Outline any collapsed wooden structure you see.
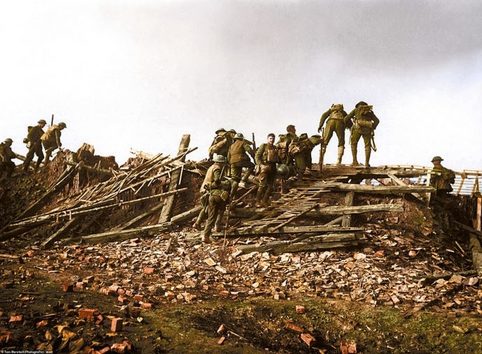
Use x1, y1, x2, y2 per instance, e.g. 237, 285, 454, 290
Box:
1, 136, 481, 276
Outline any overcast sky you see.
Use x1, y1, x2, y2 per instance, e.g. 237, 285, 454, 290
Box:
1, 0, 481, 170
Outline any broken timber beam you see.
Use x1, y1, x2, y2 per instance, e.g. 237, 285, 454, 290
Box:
342, 191, 355, 227
387, 173, 425, 202
331, 184, 435, 194
159, 134, 191, 223
236, 232, 364, 254
215, 226, 362, 238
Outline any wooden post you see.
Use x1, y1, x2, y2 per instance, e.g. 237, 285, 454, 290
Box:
159, 135, 190, 222
342, 192, 355, 227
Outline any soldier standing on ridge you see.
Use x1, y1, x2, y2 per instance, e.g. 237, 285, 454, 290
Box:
345, 101, 379, 167
430, 156, 456, 197
41, 122, 67, 165
23, 119, 47, 173
318, 103, 348, 166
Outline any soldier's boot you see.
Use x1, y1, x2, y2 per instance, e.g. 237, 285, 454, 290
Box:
193, 208, 206, 230
256, 186, 266, 207
364, 147, 371, 168
336, 146, 344, 165
351, 146, 359, 166
201, 232, 211, 244
262, 185, 273, 206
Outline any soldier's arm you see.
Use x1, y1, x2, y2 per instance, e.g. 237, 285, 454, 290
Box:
344, 109, 355, 125
255, 144, 264, 165
245, 144, 255, 160
55, 130, 62, 147
371, 112, 380, 130
318, 110, 331, 131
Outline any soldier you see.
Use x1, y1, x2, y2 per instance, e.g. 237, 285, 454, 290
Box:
345, 101, 379, 167
0, 138, 19, 179
41, 121, 67, 165
23, 119, 47, 173
208, 128, 234, 159
200, 154, 230, 243
227, 133, 255, 196
289, 133, 309, 179
276, 134, 290, 165
318, 103, 348, 165
255, 133, 279, 207
430, 156, 455, 196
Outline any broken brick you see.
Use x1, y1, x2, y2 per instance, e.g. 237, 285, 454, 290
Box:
140, 302, 152, 309
285, 322, 304, 333
295, 305, 305, 314
78, 308, 97, 321
111, 317, 123, 333
36, 320, 48, 328
143, 267, 155, 275
117, 295, 128, 304
217, 336, 226, 345
9, 315, 23, 323
217, 324, 226, 334
300, 333, 316, 347
133, 294, 143, 302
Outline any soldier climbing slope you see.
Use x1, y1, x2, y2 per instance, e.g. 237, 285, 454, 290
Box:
345, 101, 379, 167
23, 119, 47, 173
199, 154, 231, 243
41, 122, 67, 165
0, 138, 19, 180
255, 133, 279, 207
227, 133, 254, 196
318, 103, 348, 166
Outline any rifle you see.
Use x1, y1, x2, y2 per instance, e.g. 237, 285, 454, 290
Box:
252, 133, 257, 152
50, 114, 54, 126
371, 131, 377, 152
318, 127, 325, 172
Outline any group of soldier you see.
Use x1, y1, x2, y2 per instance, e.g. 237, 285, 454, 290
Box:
195, 100, 382, 242
0, 119, 67, 180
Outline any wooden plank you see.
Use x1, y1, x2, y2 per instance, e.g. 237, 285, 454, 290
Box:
41, 218, 79, 248
342, 191, 355, 227
332, 184, 434, 194
387, 173, 425, 201
159, 134, 191, 222
214, 225, 362, 237
270, 204, 322, 232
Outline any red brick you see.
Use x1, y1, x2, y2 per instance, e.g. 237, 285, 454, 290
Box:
140, 302, 152, 309
285, 322, 304, 333
96, 314, 104, 325
143, 267, 155, 275
108, 285, 120, 295
75, 281, 84, 290
217, 336, 226, 345
300, 333, 316, 347
9, 315, 23, 323
295, 305, 305, 314
117, 288, 126, 295
111, 317, 123, 333
98, 347, 110, 354
78, 308, 97, 321
36, 319, 48, 328
117, 295, 128, 304
111, 342, 127, 353
133, 294, 143, 302
217, 324, 226, 334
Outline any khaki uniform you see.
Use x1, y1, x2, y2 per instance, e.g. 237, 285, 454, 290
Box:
199, 163, 230, 241
255, 143, 279, 205
319, 106, 347, 164
288, 134, 312, 179
23, 125, 45, 172
208, 132, 233, 158
276, 135, 290, 165
0, 143, 17, 178
227, 139, 254, 196
41, 125, 63, 164
430, 166, 455, 196
345, 106, 379, 166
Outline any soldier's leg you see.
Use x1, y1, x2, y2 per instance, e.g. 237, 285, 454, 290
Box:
230, 165, 241, 197
262, 171, 276, 205
34, 144, 44, 172
23, 145, 36, 172
350, 129, 362, 166
202, 195, 219, 243
6, 161, 15, 178
214, 203, 226, 232
44, 147, 55, 165
295, 154, 306, 180
362, 133, 372, 167
193, 193, 208, 230
256, 171, 268, 207
319, 122, 335, 168
240, 164, 254, 187
334, 121, 345, 165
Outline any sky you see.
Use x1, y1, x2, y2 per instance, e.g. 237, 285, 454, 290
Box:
1, 0, 481, 170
